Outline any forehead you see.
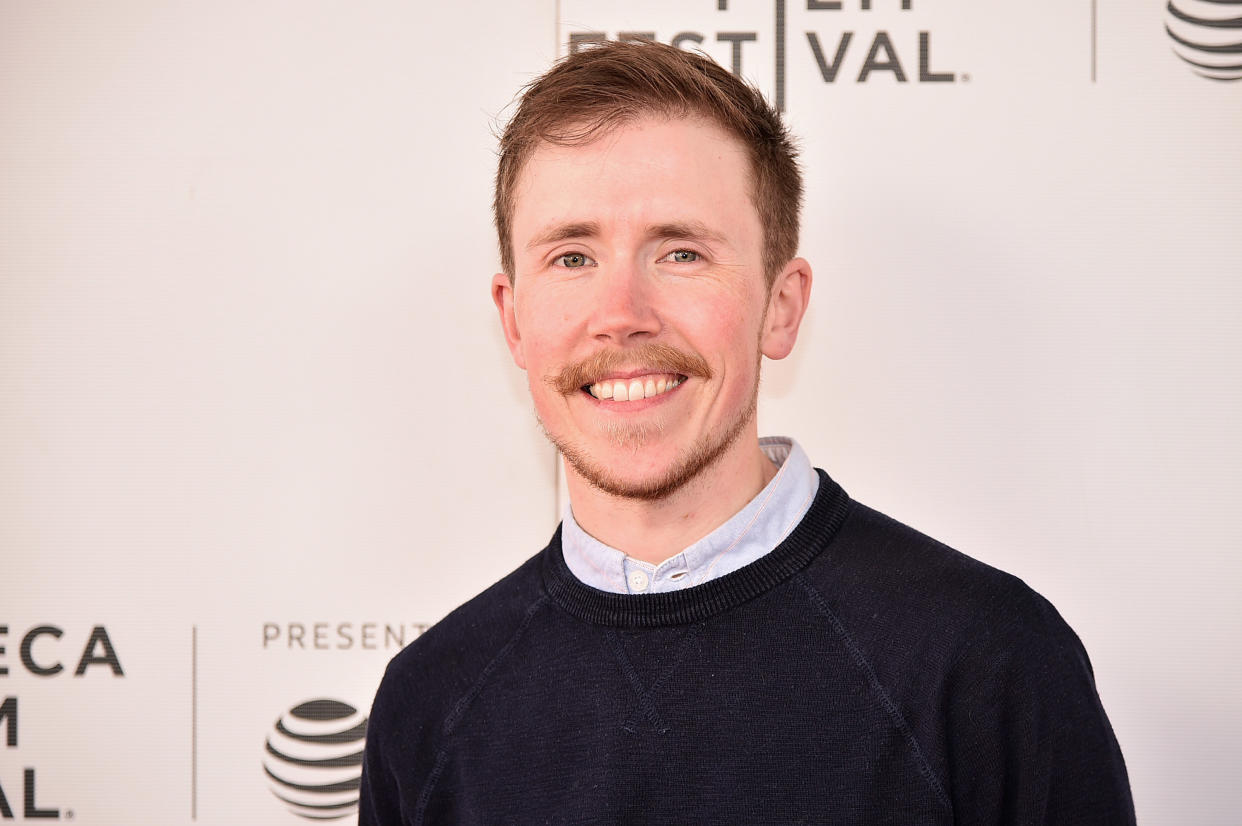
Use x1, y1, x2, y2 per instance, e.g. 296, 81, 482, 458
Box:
510, 116, 760, 248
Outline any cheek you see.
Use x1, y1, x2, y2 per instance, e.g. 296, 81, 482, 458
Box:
679, 293, 766, 358
517, 279, 585, 326
515, 293, 571, 361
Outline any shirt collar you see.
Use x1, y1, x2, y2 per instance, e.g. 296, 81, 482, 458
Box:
560, 437, 820, 594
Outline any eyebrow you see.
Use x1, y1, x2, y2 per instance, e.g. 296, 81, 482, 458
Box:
525, 220, 727, 250
526, 222, 601, 251
648, 221, 727, 246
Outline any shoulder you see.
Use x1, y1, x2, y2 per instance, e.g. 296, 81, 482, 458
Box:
801, 498, 1088, 690
802, 499, 1133, 820
359, 544, 558, 822
365, 548, 550, 763
816, 501, 1043, 614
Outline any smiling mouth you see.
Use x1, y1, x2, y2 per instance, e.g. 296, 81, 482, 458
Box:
584, 373, 685, 402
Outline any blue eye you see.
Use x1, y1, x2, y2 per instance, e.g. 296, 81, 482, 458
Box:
558, 253, 592, 268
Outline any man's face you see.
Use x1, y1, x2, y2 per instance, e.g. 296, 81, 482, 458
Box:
494, 115, 785, 500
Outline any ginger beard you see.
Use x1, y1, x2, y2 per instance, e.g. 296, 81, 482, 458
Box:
538, 338, 764, 502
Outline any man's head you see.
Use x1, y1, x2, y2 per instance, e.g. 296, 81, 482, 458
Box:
494, 40, 803, 285
491, 42, 812, 504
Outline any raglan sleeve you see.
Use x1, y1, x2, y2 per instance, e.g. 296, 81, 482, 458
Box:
358, 658, 424, 826
943, 589, 1136, 825
358, 720, 400, 825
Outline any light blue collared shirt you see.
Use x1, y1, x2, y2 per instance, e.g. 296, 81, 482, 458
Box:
561, 437, 820, 594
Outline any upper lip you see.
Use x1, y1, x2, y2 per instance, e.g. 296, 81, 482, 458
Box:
583, 369, 686, 384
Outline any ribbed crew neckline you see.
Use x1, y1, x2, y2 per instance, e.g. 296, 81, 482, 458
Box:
542, 469, 853, 628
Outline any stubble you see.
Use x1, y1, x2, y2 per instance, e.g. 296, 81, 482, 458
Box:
538, 342, 762, 501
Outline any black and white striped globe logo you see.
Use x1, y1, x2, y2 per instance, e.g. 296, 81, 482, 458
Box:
1165, 0, 1242, 81
263, 698, 367, 821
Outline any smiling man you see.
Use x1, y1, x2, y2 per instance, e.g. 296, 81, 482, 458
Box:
360, 42, 1134, 825
495, 112, 810, 564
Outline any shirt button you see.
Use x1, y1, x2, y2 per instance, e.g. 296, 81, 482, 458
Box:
628, 570, 650, 592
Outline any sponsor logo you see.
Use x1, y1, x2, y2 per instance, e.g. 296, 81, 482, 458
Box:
263, 698, 367, 822
1165, 0, 1242, 81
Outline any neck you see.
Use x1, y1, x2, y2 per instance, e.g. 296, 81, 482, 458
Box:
564, 431, 778, 565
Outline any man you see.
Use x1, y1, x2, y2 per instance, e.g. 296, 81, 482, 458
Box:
361, 41, 1134, 824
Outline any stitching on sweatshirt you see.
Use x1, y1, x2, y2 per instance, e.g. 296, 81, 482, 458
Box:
415, 594, 550, 824
794, 573, 952, 812
607, 625, 702, 735
606, 630, 669, 734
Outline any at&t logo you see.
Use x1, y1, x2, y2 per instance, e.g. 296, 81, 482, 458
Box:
1165, 0, 1242, 81
262, 699, 367, 821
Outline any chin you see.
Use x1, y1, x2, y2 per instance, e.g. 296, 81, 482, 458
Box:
570, 459, 700, 502
553, 420, 751, 503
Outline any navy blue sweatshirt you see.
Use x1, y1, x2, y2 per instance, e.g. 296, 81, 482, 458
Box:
360, 471, 1134, 824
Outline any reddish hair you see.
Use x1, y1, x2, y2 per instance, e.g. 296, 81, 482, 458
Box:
494, 40, 802, 285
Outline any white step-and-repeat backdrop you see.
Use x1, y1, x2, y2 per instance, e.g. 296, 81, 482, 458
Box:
3, 1, 1239, 823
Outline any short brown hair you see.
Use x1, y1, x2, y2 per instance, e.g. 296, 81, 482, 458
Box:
494, 40, 802, 285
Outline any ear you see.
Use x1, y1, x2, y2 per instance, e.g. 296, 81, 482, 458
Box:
491, 272, 527, 370
760, 257, 812, 360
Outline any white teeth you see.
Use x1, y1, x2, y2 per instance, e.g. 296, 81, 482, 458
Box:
588, 374, 684, 403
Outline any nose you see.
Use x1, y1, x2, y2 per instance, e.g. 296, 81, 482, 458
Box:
586, 261, 661, 344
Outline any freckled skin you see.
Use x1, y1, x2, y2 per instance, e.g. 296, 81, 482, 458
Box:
492, 116, 811, 562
